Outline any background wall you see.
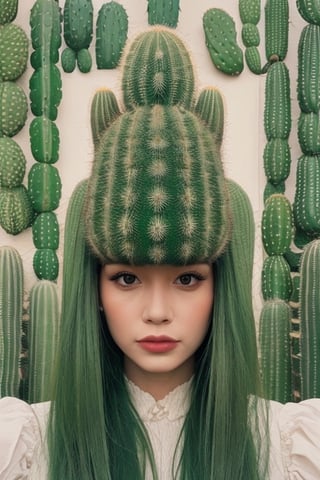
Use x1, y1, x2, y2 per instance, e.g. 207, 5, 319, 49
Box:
0, 0, 306, 319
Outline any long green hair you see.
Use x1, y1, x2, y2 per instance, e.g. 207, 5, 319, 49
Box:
47, 179, 269, 479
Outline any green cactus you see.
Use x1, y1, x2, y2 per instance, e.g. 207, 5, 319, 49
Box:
203, 8, 244, 76
0, 246, 23, 398
259, 299, 292, 402
0, 137, 26, 188
241, 23, 260, 47
33, 248, 59, 281
298, 111, 320, 155
32, 211, 59, 250
28, 163, 62, 213
293, 155, 320, 235
194, 87, 224, 149
0, 23, 28, 81
264, 180, 285, 203
239, 0, 261, 24
95, 1, 128, 69
265, 0, 289, 62
122, 28, 195, 110
300, 239, 320, 398
245, 46, 262, 74
261, 254, 292, 301
262, 194, 293, 256
27, 280, 60, 403
90, 88, 121, 150
0, 0, 18, 25
297, 24, 320, 114
30, 0, 61, 60
296, 0, 320, 25
263, 138, 291, 185
29, 116, 60, 164
62, 0, 93, 73
0, 186, 34, 235
0, 81, 28, 137
29, 64, 62, 121
264, 61, 291, 141
147, 0, 180, 28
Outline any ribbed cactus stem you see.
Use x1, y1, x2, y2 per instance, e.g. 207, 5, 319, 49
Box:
261, 254, 292, 301
194, 87, 224, 148
90, 88, 121, 150
0, 245, 23, 397
262, 194, 293, 256
122, 28, 195, 110
147, 0, 180, 28
259, 299, 292, 402
27, 280, 60, 403
264, 0, 289, 62
300, 239, 320, 398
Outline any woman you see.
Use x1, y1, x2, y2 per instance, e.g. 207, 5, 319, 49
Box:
1, 28, 320, 479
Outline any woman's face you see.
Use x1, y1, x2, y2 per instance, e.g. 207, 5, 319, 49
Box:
100, 263, 213, 391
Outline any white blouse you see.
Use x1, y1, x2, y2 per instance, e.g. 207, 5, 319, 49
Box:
1, 383, 320, 479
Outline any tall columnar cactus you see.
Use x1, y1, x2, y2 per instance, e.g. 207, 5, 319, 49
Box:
121, 27, 195, 110
259, 299, 292, 402
90, 88, 121, 150
0, 246, 23, 398
27, 280, 60, 403
299, 239, 320, 398
95, 1, 128, 70
203, 8, 244, 76
28, 0, 62, 281
62, 0, 94, 73
239, 0, 262, 74
264, 0, 289, 62
147, 0, 180, 28
194, 87, 224, 149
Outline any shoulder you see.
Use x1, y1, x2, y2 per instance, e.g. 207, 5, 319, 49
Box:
268, 398, 320, 479
0, 396, 50, 478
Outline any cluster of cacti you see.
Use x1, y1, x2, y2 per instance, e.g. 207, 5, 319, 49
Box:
86, 27, 229, 266
61, 0, 93, 73
0, 245, 23, 398
29, 0, 62, 281
147, 0, 180, 28
293, 2, 320, 400
239, 0, 262, 74
95, 1, 128, 69
259, 0, 294, 403
27, 280, 60, 403
203, 8, 244, 76
0, 0, 34, 235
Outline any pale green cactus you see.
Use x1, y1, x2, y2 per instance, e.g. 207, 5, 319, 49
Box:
90, 88, 121, 150
0, 245, 23, 398
194, 87, 224, 148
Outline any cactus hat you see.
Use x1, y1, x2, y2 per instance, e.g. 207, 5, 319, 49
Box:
84, 27, 231, 266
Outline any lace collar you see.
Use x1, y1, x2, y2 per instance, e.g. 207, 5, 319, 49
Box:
126, 377, 193, 422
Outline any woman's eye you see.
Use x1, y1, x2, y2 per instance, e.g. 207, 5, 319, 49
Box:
176, 273, 202, 286
110, 272, 139, 286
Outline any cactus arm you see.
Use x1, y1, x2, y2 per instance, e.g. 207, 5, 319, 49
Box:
265, 0, 289, 62
147, 0, 180, 28
194, 87, 224, 149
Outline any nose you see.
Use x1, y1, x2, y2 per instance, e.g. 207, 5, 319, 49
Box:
142, 285, 173, 324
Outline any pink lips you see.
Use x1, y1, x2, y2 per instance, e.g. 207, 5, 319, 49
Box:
137, 335, 179, 353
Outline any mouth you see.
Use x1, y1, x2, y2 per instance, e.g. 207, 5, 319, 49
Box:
137, 336, 179, 353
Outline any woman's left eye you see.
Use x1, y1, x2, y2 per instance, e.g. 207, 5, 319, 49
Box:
176, 273, 204, 286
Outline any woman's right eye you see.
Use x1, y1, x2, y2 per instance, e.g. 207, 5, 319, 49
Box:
110, 272, 139, 286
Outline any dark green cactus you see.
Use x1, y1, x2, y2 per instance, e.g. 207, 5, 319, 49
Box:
90, 88, 121, 150
0, 245, 23, 398
239, 0, 261, 24
293, 155, 320, 235
122, 28, 195, 110
0, 0, 18, 25
261, 254, 292, 301
0, 137, 26, 188
263, 138, 291, 185
0, 81, 28, 137
0, 186, 34, 235
30, 0, 61, 58
95, 1, 128, 69
27, 280, 60, 403
264, 180, 285, 203
32, 211, 59, 250
29, 116, 60, 164
298, 111, 320, 155
29, 64, 62, 121
61, 47, 76, 73
28, 163, 62, 213
77, 47, 92, 73
296, 0, 320, 25
203, 8, 244, 76
300, 239, 320, 398
194, 87, 224, 148
33, 248, 59, 280
262, 194, 293, 256
264, 61, 291, 141
265, 0, 289, 62
241, 23, 260, 47
297, 24, 320, 114
147, 0, 180, 28
239, 0, 262, 74
259, 299, 292, 402
245, 46, 262, 74
0, 23, 28, 81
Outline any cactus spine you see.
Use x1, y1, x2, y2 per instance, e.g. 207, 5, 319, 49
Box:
29, 0, 62, 281
27, 280, 60, 403
0, 246, 23, 397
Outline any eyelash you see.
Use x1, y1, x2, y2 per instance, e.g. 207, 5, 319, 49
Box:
109, 271, 206, 286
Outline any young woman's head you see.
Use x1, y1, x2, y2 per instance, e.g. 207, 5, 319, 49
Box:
48, 28, 267, 480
